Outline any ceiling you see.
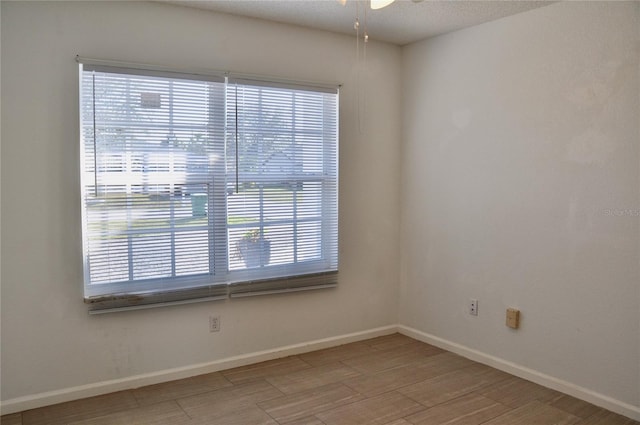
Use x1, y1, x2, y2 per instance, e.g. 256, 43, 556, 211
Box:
160, 0, 553, 46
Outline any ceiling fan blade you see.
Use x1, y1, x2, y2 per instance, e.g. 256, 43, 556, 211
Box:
371, 0, 395, 9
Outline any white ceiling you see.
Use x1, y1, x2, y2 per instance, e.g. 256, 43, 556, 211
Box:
160, 0, 554, 45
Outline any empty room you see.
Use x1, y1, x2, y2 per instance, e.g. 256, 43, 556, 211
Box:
1, 0, 639, 424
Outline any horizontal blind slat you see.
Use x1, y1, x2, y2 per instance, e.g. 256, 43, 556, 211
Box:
80, 62, 338, 312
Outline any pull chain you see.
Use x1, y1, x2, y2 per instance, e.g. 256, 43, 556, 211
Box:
354, 0, 370, 134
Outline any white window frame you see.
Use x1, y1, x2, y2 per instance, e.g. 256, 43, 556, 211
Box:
78, 59, 339, 313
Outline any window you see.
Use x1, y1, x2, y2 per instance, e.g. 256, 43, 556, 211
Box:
79, 62, 338, 312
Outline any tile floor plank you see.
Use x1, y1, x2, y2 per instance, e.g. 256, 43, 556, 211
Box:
187, 405, 278, 425
481, 400, 581, 425
65, 400, 189, 425
21, 391, 139, 425
279, 417, 326, 425
477, 375, 562, 408
549, 395, 605, 419
258, 383, 363, 424
0, 414, 22, 425
405, 393, 510, 425
298, 342, 373, 367
221, 356, 312, 384
576, 410, 640, 425
266, 362, 361, 395
398, 364, 510, 407
177, 379, 283, 421
343, 352, 475, 397
316, 391, 425, 425
132, 372, 232, 406
341, 342, 443, 374
361, 333, 418, 351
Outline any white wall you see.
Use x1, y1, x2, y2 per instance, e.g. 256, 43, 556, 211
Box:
3, 0, 639, 416
0, 1, 402, 403
401, 0, 639, 410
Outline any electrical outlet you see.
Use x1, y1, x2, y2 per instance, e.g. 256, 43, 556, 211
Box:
209, 315, 220, 332
469, 299, 478, 316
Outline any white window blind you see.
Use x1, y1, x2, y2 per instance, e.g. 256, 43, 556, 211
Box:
79, 62, 338, 312
226, 79, 339, 296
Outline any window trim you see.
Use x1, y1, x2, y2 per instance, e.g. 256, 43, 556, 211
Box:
78, 58, 339, 313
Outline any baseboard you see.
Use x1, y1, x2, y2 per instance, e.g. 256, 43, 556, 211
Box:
398, 325, 640, 421
5, 324, 638, 420
0, 325, 396, 415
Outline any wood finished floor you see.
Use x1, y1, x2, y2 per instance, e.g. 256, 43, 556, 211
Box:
2, 333, 638, 425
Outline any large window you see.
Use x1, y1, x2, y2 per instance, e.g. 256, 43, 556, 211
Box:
79, 62, 338, 312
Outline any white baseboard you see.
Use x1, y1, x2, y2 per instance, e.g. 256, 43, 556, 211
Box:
398, 325, 640, 422
4, 324, 639, 421
0, 325, 396, 415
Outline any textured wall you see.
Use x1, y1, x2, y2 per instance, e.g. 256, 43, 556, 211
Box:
0, 1, 402, 401
401, 1, 639, 408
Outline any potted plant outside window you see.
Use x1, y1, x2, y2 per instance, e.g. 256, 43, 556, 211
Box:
236, 229, 271, 268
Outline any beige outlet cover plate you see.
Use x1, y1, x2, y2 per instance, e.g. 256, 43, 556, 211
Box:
506, 308, 520, 329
